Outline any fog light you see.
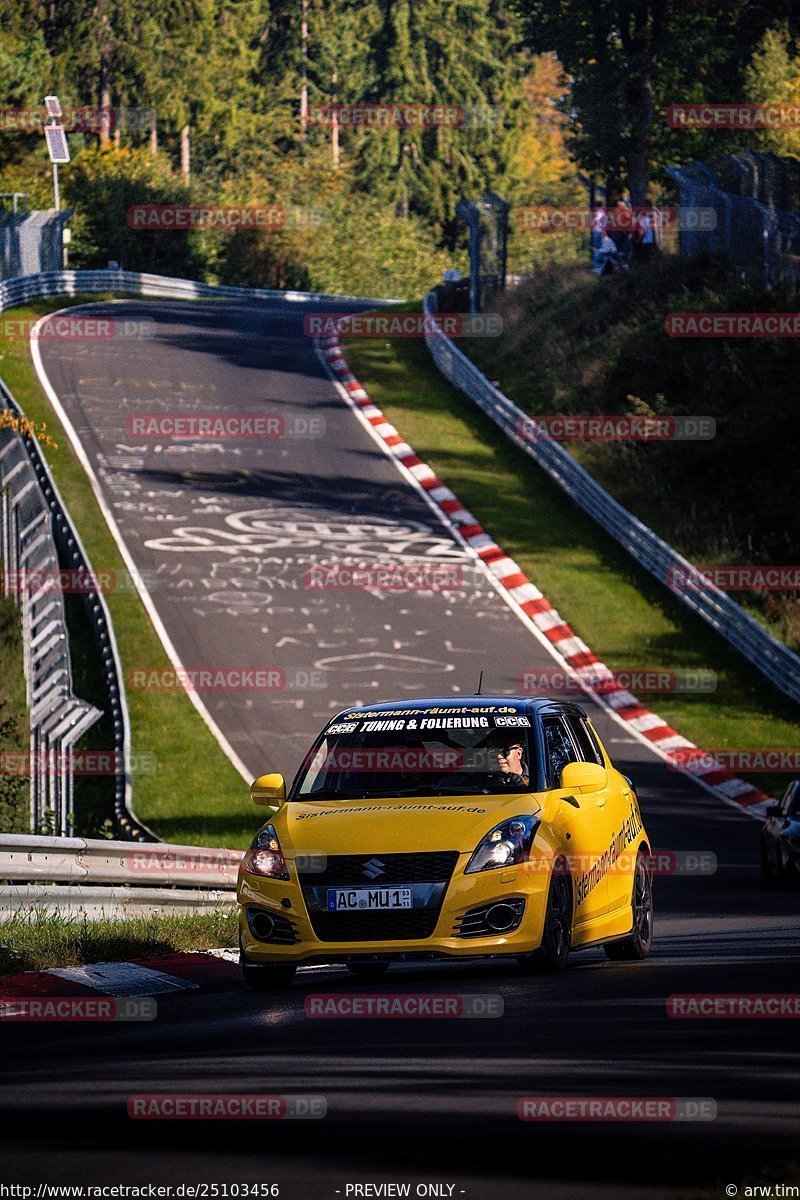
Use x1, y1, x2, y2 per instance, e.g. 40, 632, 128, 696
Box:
250, 910, 276, 940
485, 902, 518, 933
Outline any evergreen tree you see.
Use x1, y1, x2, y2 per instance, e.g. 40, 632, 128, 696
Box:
745, 24, 800, 157
354, 0, 525, 244
516, 0, 800, 204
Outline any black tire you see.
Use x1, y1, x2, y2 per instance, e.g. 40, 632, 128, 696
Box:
240, 951, 296, 991
519, 862, 572, 973
760, 839, 776, 884
604, 849, 654, 962
775, 845, 792, 889
347, 962, 390, 980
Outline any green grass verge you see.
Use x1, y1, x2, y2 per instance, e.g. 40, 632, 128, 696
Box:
0, 297, 255, 847
464, 256, 800, 652
0, 594, 30, 832
0, 907, 237, 976
343, 322, 800, 801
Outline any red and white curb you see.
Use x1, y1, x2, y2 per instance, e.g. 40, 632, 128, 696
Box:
0, 949, 241, 1000
318, 332, 770, 820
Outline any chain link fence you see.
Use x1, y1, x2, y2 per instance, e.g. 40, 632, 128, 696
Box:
0, 209, 73, 279
667, 150, 800, 288
455, 194, 509, 312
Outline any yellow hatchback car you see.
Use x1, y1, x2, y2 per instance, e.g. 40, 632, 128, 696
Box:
237, 696, 653, 988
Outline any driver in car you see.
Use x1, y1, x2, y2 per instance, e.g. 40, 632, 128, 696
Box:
493, 740, 530, 789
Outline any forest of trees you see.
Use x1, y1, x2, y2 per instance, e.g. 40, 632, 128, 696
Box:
1, 1, 799, 295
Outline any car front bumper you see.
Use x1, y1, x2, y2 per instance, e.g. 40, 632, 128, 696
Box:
237, 853, 551, 964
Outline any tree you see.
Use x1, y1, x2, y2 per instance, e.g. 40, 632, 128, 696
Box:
508, 52, 580, 203
745, 24, 800, 156
516, 0, 800, 205
0, 8, 54, 171
353, 0, 525, 244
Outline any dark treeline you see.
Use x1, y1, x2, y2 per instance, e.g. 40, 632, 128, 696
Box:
1, 1, 798, 294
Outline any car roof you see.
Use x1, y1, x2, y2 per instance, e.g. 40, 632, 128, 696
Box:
333, 695, 588, 720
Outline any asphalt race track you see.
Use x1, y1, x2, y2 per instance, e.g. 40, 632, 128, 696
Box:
3, 297, 798, 1195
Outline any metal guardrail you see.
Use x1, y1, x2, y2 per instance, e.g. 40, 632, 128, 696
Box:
0, 376, 155, 842
423, 289, 800, 707
0, 426, 101, 836
0, 884, 236, 919
0, 833, 240, 919
0, 268, 392, 311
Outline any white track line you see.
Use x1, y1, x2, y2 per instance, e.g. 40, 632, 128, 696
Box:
30, 306, 252, 783
315, 338, 766, 823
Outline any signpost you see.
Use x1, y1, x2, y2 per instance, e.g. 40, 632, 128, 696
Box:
43, 95, 70, 265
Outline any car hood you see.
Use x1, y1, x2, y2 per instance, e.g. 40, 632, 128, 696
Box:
273, 793, 544, 857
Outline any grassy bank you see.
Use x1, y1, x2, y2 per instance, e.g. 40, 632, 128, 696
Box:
0, 297, 254, 847
344, 324, 800, 801
463, 255, 800, 650
0, 908, 237, 976
0, 595, 29, 832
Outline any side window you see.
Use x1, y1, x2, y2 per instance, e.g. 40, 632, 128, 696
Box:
565, 716, 604, 766
781, 782, 797, 815
787, 783, 800, 818
542, 717, 579, 787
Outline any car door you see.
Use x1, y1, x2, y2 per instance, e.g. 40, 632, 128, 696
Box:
541, 714, 612, 926
767, 782, 798, 874
564, 712, 636, 915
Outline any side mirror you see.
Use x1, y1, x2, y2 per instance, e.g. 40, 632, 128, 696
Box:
765, 803, 783, 818
250, 773, 286, 808
560, 761, 607, 793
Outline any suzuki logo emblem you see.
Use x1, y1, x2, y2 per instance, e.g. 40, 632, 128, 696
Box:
362, 857, 386, 879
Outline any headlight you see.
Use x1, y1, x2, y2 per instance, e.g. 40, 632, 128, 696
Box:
465, 815, 540, 874
241, 824, 290, 880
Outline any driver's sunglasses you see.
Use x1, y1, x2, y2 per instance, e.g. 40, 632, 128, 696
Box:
496, 744, 523, 758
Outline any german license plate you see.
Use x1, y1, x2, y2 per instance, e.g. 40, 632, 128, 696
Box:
327, 886, 413, 911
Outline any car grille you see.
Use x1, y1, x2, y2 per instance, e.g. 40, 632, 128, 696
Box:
306, 909, 442, 942
298, 851, 460, 887
298, 851, 459, 942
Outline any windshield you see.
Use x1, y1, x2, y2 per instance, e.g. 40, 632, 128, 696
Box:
292, 711, 537, 800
